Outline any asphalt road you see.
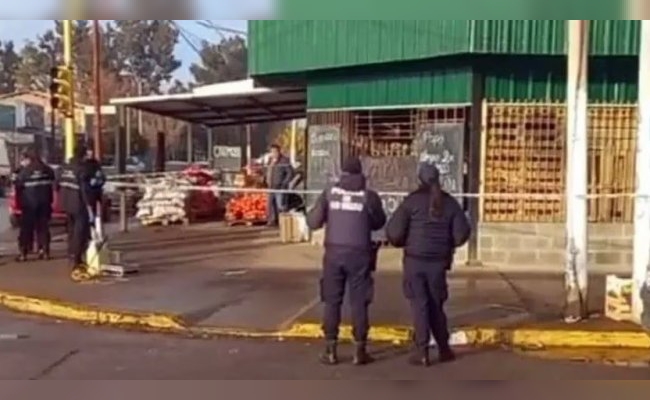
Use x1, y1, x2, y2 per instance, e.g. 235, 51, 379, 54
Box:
0, 311, 647, 380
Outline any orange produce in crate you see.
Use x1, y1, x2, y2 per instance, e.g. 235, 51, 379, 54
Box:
225, 193, 268, 222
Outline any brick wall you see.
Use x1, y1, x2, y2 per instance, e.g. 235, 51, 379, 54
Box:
311, 223, 632, 273
471, 223, 632, 271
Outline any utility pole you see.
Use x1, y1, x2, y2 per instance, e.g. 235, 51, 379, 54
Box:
92, 20, 102, 160
564, 20, 590, 323
632, 20, 650, 325
62, 20, 75, 161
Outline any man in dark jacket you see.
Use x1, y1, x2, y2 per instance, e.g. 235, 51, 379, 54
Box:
385, 162, 471, 366
56, 146, 94, 282
266, 144, 294, 226
306, 156, 386, 366
83, 148, 106, 217
14, 150, 55, 261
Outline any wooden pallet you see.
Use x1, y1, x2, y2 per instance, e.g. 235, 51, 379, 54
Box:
141, 217, 190, 227
226, 219, 267, 227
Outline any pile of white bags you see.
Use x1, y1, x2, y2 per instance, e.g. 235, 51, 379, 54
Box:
135, 176, 191, 226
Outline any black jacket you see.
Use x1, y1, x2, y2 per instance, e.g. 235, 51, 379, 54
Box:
266, 155, 294, 189
56, 157, 92, 215
306, 173, 386, 251
15, 162, 55, 210
84, 157, 106, 206
385, 187, 471, 267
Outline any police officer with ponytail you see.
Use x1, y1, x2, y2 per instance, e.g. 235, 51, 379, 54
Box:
385, 162, 470, 367
307, 156, 386, 366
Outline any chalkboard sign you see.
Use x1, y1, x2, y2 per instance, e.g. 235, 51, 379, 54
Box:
415, 122, 465, 193
361, 156, 417, 214
212, 145, 243, 171
361, 156, 418, 241
307, 124, 342, 193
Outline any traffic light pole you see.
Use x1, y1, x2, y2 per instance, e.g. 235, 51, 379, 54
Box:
63, 20, 75, 161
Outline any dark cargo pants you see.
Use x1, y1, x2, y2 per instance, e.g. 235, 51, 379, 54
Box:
402, 258, 450, 350
320, 248, 374, 343
18, 205, 51, 255
66, 211, 90, 266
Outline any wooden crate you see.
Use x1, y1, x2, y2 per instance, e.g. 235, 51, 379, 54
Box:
481, 102, 637, 223
605, 275, 633, 322
279, 212, 310, 243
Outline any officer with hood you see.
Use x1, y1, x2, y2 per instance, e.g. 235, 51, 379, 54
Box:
306, 156, 386, 366
56, 145, 94, 282
385, 162, 471, 367
14, 149, 55, 261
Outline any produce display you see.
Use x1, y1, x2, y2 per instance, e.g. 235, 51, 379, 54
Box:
224, 167, 268, 224
225, 193, 268, 223
135, 166, 220, 226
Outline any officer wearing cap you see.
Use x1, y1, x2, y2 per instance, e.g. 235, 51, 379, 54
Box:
14, 149, 55, 261
306, 156, 386, 366
385, 162, 471, 367
56, 145, 94, 282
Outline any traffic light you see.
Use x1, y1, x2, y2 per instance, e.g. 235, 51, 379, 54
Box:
49, 65, 74, 118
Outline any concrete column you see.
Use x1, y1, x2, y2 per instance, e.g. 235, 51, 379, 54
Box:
564, 20, 590, 323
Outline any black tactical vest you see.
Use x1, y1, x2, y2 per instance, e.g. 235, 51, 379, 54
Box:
324, 185, 371, 250
59, 163, 83, 214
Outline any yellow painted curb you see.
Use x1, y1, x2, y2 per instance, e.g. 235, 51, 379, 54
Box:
0, 290, 186, 332
280, 323, 650, 349
1, 289, 649, 349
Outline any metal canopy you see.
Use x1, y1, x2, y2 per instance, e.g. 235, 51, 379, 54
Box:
109, 79, 306, 127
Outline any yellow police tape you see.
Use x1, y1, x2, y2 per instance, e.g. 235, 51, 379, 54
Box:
1, 289, 649, 349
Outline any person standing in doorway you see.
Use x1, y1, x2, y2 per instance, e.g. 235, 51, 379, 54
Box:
14, 149, 55, 261
265, 144, 293, 227
385, 162, 470, 367
306, 156, 387, 366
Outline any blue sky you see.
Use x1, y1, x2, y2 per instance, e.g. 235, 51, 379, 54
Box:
0, 9, 254, 81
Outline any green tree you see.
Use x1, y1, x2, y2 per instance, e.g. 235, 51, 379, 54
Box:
12, 21, 94, 97
189, 36, 247, 86
0, 41, 20, 94
112, 20, 181, 95
14, 41, 51, 91
167, 79, 189, 94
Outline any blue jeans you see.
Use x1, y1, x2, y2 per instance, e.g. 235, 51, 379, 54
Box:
267, 192, 286, 225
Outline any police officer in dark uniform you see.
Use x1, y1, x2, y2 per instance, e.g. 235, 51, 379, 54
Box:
83, 148, 106, 218
14, 150, 55, 261
306, 156, 386, 366
385, 163, 470, 367
56, 146, 93, 281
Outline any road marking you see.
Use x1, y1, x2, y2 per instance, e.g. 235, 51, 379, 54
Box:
276, 295, 320, 331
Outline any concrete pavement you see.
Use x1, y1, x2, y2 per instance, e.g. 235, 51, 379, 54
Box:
0, 223, 648, 350
0, 311, 647, 380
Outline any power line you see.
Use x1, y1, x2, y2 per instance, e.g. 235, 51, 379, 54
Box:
170, 20, 203, 59
197, 20, 247, 37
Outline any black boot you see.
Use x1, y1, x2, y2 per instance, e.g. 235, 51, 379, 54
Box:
14, 252, 27, 262
352, 342, 374, 366
438, 345, 456, 363
408, 347, 430, 367
37, 249, 50, 261
319, 342, 338, 366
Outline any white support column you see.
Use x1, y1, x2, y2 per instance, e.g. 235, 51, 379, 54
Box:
565, 20, 590, 323
632, 20, 650, 324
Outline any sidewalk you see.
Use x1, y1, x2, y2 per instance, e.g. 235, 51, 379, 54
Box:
0, 223, 648, 349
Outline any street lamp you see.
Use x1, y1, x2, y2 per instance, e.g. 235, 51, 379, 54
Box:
119, 71, 143, 157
